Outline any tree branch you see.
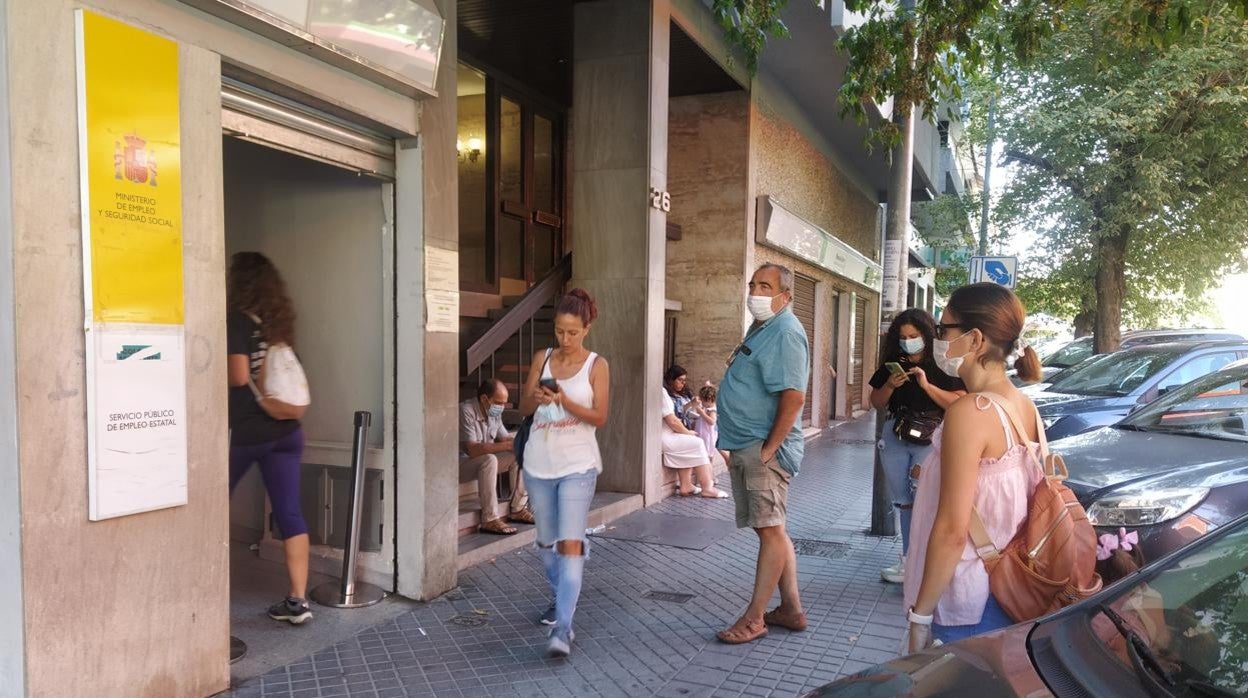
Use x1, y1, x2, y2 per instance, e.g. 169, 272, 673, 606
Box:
1003, 149, 1087, 199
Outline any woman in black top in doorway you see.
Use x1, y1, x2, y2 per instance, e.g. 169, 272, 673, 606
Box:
868, 308, 966, 584
227, 252, 313, 625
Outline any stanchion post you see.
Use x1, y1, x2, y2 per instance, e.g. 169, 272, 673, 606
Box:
310, 411, 386, 609
868, 408, 897, 537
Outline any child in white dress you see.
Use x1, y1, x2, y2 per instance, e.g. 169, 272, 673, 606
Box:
692, 383, 729, 466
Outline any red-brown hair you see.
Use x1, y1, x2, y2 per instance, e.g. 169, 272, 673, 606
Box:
946, 283, 1042, 382
555, 288, 598, 327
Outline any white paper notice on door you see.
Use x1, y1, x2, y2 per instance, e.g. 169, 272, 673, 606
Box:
88, 324, 188, 520
426, 290, 459, 333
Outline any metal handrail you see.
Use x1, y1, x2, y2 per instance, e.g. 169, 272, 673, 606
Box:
464, 253, 572, 376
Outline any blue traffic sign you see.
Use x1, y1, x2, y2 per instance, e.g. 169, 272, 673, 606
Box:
968, 256, 1018, 289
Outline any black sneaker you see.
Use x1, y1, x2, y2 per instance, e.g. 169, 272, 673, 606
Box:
539, 604, 557, 626
267, 597, 312, 625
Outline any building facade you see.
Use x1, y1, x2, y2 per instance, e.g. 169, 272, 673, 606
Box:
0, 0, 966, 694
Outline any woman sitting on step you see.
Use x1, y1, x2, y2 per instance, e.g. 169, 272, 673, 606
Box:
661, 365, 728, 499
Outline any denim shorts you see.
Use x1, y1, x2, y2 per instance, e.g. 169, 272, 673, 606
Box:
932, 595, 1013, 643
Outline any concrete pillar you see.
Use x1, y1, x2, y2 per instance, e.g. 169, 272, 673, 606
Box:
0, 7, 25, 691
396, 0, 460, 601
571, 0, 670, 501
3, 5, 231, 692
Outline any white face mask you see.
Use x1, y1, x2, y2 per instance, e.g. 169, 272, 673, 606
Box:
900, 337, 925, 355
933, 332, 973, 378
747, 294, 777, 322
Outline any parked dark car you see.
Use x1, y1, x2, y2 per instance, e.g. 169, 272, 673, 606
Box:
1015, 331, 1245, 388
805, 511, 1248, 697
1061, 359, 1248, 564
1013, 335, 1094, 386
1033, 340, 1248, 440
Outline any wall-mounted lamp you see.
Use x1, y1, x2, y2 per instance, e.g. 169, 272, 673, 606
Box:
457, 136, 482, 163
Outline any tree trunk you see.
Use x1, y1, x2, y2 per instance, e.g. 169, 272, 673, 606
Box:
1073, 292, 1095, 337
1073, 310, 1094, 338
1093, 227, 1129, 353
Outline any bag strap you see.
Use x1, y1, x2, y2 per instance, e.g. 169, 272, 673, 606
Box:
968, 509, 1002, 565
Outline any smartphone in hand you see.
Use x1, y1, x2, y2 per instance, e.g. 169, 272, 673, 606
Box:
885, 362, 908, 381
539, 377, 561, 393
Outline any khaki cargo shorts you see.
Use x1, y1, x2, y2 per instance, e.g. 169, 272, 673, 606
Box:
727, 442, 791, 529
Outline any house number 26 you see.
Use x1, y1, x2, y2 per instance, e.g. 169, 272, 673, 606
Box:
650, 188, 671, 212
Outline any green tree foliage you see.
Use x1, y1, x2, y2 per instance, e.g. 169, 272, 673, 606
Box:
991, 3, 1248, 349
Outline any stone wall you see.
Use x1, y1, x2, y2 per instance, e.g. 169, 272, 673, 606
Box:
665, 91, 751, 390
748, 94, 882, 420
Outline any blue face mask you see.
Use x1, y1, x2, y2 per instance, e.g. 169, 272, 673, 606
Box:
900, 337, 925, 355
488, 404, 504, 418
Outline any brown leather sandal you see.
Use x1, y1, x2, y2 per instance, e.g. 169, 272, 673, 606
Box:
479, 518, 518, 535
716, 618, 768, 644
507, 507, 536, 525
763, 607, 808, 632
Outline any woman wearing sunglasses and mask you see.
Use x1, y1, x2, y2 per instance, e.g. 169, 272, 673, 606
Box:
901, 283, 1044, 651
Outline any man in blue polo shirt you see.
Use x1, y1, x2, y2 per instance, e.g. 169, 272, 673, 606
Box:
716, 263, 810, 645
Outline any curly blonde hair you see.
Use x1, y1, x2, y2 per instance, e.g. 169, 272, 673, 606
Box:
227, 252, 296, 347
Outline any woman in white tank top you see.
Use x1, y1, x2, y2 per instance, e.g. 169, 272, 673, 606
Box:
519, 289, 610, 658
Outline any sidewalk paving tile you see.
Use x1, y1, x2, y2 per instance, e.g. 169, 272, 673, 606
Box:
227, 415, 906, 697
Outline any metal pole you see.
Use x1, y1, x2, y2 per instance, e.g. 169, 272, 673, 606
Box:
873, 0, 916, 536
310, 411, 386, 608
978, 91, 997, 256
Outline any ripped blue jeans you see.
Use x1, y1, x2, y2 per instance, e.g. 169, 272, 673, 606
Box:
523, 468, 598, 634
879, 419, 933, 555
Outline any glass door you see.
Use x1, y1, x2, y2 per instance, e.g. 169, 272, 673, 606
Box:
457, 63, 565, 294
495, 90, 564, 288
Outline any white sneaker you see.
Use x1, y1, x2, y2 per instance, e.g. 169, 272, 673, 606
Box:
880, 557, 905, 584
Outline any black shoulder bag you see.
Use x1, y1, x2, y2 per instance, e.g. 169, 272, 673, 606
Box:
892, 407, 943, 446
513, 349, 553, 469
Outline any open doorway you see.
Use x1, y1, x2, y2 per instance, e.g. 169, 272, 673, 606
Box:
222, 135, 409, 681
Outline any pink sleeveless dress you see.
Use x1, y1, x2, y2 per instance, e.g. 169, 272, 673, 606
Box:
902, 395, 1043, 626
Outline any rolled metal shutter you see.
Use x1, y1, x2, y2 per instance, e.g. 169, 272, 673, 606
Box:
792, 274, 817, 425
220, 77, 396, 179
851, 295, 867, 413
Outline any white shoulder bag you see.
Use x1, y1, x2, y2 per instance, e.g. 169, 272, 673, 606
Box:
245, 313, 311, 407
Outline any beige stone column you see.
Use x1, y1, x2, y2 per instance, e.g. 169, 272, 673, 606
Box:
5, 5, 230, 692
572, 0, 670, 500
395, 0, 460, 600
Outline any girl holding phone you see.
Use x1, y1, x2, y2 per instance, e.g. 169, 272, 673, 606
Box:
868, 309, 966, 584
519, 288, 610, 658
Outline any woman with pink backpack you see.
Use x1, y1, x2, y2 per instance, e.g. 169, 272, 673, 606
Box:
903, 283, 1100, 651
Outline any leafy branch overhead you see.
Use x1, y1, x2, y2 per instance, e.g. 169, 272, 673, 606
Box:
716, 0, 1248, 147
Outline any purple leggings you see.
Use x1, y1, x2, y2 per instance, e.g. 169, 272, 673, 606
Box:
229, 427, 308, 539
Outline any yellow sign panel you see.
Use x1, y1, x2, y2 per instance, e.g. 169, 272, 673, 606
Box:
79, 11, 183, 325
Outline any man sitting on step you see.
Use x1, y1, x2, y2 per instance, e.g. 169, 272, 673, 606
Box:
459, 378, 534, 534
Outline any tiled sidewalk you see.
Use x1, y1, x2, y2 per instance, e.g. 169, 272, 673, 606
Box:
227, 414, 906, 698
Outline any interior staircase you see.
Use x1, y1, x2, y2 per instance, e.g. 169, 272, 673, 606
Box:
456, 255, 571, 539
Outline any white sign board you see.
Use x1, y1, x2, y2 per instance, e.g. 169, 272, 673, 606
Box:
968, 256, 1018, 289
89, 325, 188, 518
756, 196, 883, 292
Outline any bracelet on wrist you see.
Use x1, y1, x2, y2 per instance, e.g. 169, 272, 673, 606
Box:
907, 607, 933, 626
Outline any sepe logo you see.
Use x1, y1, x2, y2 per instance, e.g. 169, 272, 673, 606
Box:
113, 133, 158, 186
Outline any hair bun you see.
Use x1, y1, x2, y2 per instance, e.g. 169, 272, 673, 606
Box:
568, 288, 598, 323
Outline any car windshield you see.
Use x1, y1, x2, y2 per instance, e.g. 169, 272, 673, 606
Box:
1047, 347, 1185, 397
1050, 522, 1248, 694
1045, 337, 1094, 368
1120, 365, 1248, 442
